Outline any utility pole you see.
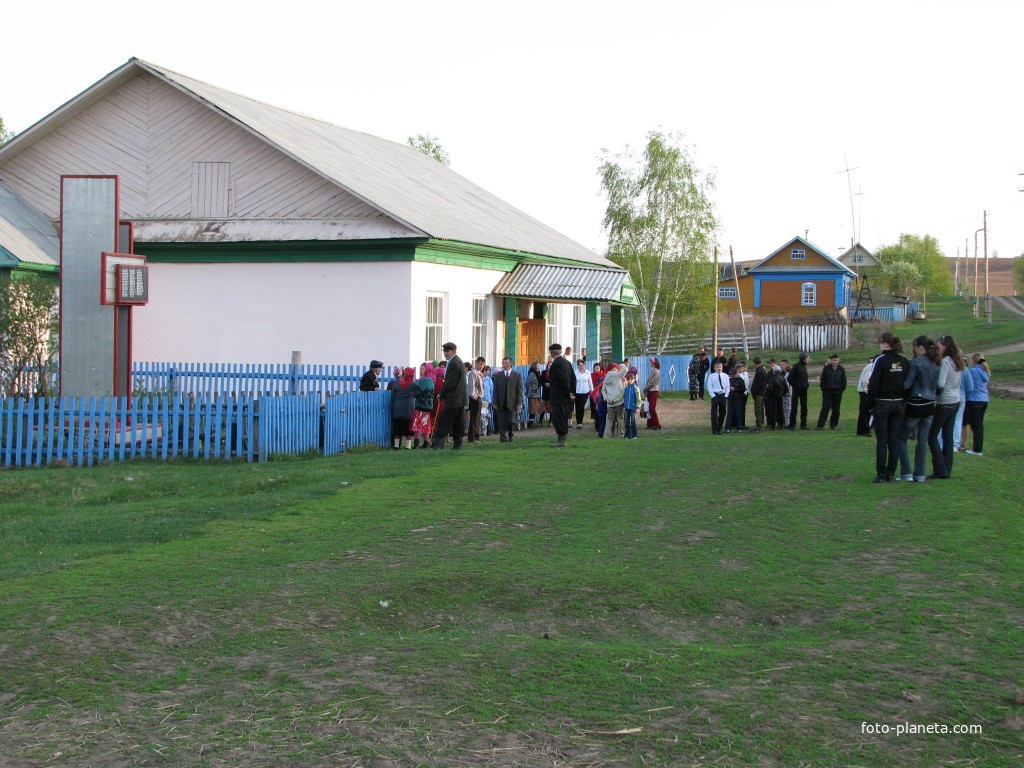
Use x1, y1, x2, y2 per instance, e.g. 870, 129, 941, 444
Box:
954, 245, 960, 296
713, 247, 719, 354
973, 227, 983, 317
963, 237, 970, 303
984, 210, 991, 324
729, 246, 749, 356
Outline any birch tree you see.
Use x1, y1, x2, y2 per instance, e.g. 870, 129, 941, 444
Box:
599, 131, 717, 355
0, 115, 14, 146
407, 134, 450, 166
0, 274, 59, 397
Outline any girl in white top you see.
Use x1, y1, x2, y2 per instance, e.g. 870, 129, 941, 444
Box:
574, 359, 594, 428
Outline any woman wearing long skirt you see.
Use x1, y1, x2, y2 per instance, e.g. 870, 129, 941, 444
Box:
644, 358, 662, 430
411, 363, 436, 449
526, 362, 544, 427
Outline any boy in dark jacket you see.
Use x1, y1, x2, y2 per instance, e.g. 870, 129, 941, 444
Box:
787, 352, 811, 429
816, 354, 848, 429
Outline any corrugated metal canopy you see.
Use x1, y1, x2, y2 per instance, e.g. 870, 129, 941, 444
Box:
0, 183, 59, 268
493, 264, 635, 304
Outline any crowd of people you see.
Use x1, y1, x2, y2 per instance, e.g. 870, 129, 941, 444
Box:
866, 332, 990, 483
361, 336, 993, 474
361, 343, 664, 450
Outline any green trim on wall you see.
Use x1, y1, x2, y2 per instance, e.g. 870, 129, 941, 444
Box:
586, 302, 600, 359
419, 240, 613, 271
611, 306, 625, 362
504, 297, 519, 360
136, 239, 423, 263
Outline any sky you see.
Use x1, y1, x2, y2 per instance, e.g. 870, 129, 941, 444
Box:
2, 0, 1022, 266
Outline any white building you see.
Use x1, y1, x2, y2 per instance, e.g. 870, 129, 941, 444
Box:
0, 58, 636, 369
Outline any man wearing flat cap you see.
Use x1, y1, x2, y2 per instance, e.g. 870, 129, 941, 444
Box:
359, 360, 384, 391
432, 342, 468, 449
548, 343, 576, 448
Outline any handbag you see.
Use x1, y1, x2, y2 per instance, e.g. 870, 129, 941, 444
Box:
640, 398, 649, 418
905, 395, 935, 419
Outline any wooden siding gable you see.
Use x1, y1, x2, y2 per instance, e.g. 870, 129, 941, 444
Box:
0, 73, 410, 237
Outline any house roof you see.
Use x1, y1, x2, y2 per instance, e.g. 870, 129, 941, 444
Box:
492, 264, 636, 305
0, 182, 59, 270
748, 236, 856, 277
0, 58, 616, 270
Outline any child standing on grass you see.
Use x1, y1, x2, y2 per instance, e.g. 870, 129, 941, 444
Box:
622, 367, 642, 440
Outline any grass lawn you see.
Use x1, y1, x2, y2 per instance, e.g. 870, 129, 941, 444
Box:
1, 386, 1021, 767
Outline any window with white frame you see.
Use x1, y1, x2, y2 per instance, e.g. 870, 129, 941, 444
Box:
471, 296, 487, 361
718, 286, 738, 299
851, 254, 864, 264
572, 305, 585, 353
546, 304, 560, 348
801, 282, 817, 306
791, 248, 807, 260
425, 293, 446, 361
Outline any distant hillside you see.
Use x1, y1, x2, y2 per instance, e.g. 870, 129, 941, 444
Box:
946, 256, 1016, 296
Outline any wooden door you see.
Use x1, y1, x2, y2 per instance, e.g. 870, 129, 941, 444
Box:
517, 319, 546, 366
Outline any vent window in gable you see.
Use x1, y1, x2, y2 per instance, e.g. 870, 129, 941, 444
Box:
191, 162, 232, 218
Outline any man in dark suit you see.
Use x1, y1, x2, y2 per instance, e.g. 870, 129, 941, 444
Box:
431, 342, 468, 449
491, 355, 523, 443
359, 360, 383, 391
548, 343, 576, 448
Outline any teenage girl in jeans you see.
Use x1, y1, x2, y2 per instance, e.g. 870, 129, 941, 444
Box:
964, 353, 990, 456
867, 332, 909, 483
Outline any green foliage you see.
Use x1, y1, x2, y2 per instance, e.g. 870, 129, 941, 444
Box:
0, 115, 13, 145
599, 131, 717, 354
877, 233, 953, 295
876, 258, 923, 297
0, 273, 59, 397
406, 133, 450, 166
1013, 253, 1024, 295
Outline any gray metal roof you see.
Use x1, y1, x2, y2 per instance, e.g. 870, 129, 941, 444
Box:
0, 58, 615, 269
492, 263, 634, 304
0, 183, 59, 268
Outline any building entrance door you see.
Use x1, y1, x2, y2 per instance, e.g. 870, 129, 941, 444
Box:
517, 319, 546, 366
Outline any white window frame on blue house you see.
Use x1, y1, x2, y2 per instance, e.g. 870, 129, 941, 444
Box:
801, 282, 817, 306
718, 286, 738, 299
791, 248, 806, 261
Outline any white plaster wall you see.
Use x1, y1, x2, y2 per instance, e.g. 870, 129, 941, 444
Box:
133, 262, 412, 365
409, 261, 507, 364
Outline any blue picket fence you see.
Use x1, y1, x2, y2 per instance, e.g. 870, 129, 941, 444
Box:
0, 395, 254, 468
131, 362, 398, 401
850, 306, 907, 323
0, 391, 396, 468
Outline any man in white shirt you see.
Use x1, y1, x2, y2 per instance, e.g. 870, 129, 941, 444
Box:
707, 361, 730, 434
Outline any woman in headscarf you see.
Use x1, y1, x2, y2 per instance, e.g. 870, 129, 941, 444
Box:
430, 364, 447, 445
591, 372, 608, 437
526, 362, 544, 427
644, 357, 662, 430
391, 367, 417, 450
411, 363, 436, 449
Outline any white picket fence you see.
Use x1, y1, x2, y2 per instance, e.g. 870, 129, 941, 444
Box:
760, 324, 849, 352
